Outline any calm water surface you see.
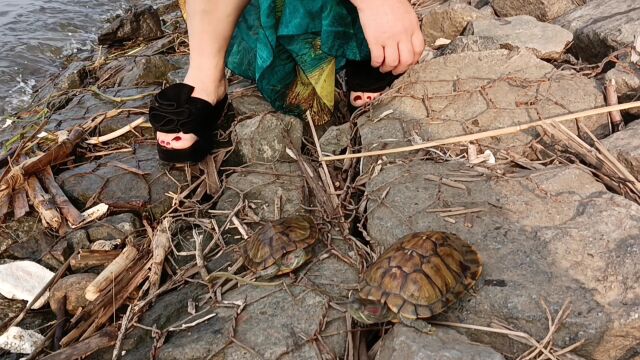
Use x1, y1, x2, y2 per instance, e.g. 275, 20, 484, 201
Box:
0, 0, 142, 116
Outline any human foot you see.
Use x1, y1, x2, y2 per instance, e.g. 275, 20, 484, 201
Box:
155, 77, 227, 150
149, 81, 228, 164
346, 60, 401, 109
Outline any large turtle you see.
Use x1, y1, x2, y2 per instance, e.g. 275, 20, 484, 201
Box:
243, 215, 319, 278
347, 231, 482, 332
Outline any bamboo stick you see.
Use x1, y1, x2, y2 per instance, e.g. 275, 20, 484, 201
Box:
38, 166, 83, 226
24, 176, 62, 230
84, 117, 147, 145
319, 101, 640, 162
84, 245, 138, 301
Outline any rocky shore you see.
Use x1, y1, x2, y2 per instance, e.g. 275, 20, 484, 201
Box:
1, 0, 639, 359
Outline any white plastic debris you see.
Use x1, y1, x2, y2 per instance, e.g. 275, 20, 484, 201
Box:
1, 118, 13, 129
0, 327, 45, 354
0, 261, 54, 309
433, 38, 452, 47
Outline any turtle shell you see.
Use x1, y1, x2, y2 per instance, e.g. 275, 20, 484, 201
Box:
243, 215, 318, 271
358, 231, 482, 320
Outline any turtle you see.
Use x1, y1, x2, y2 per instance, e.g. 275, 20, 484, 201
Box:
347, 231, 482, 333
243, 215, 319, 278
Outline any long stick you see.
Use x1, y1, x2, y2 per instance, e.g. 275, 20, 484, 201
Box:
38, 166, 84, 226
320, 101, 640, 161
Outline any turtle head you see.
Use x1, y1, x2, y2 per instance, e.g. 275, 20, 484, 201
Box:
347, 292, 392, 324
279, 248, 311, 274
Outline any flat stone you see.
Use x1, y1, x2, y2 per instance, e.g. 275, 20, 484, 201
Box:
1, 215, 56, 263
98, 5, 164, 45
85, 213, 141, 242
465, 15, 573, 60
96, 55, 176, 88
216, 162, 305, 221
419, 2, 494, 45
32, 61, 90, 106
604, 61, 640, 117
440, 35, 501, 55
229, 91, 275, 117
365, 161, 640, 359
555, 0, 640, 62
57, 143, 186, 218
319, 123, 353, 155
492, 0, 576, 22
357, 50, 609, 169
233, 113, 303, 163
377, 325, 505, 360
602, 120, 640, 180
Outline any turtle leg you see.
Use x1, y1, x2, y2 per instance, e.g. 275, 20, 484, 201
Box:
399, 317, 434, 334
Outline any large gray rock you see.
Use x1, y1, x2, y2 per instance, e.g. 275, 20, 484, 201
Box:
465, 15, 573, 60
319, 123, 353, 155
57, 143, 186, 218
492, 0, 577, 22
98, 5, 164, 45
96, 56, 176, 88
216, 162, 305, 221
602, 120, 640, 181
440, 35, 501, 55
357, 50, 609, 169
365, 161, 640, 358
419, 2, 493, 45
233, 113, 303, 163
377, 325, 505, 360
555, 0, 640, 62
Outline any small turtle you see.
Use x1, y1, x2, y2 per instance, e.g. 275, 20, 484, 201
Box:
347, 231, 482, 333
243, 215, 319, 278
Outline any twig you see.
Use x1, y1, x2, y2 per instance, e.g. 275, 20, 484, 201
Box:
25, 175, 62, 229
84, 116, 147, 145
38, 166, 84, 226
88, 86, 155, 103
438, 208, 485, 217
149, 218, 172, 296
205, 272, 283, 287
320, 101, 640, 161
604, 79, 624, 132
85, 245, 139, 301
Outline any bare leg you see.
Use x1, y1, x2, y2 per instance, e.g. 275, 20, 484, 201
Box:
158, 0, 250, 150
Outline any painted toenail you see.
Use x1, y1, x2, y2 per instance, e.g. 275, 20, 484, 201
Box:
353, 95, 362, 101
172, 136, 182, 142
366, 96, 372, 100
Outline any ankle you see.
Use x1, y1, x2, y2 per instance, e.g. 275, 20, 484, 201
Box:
183, 71, 227, 104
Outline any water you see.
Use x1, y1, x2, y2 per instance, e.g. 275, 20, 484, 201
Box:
0, 0, 141, 116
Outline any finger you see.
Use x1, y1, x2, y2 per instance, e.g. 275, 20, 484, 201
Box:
370, 44, 384, 68
393, 41, 414, 75
380, 45, 399, 73
411, 32, 425, 64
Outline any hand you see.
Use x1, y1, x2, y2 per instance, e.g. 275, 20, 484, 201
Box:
352, 0, 424, 75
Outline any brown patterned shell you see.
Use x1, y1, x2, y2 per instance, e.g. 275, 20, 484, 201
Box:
243, 215, 318, 271
358, 231, 482, 320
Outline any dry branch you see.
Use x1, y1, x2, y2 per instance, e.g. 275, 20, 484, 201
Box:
25, 176, 62, 229
320, 101, 640, 161
38, 166, 83, 226
42, 325, 118, 360
12, 185, 29, 220
70, 250, 122, 272
0, 127, 84, 205
85, 245, 139, 301
149, 218, 172, 296
604, 79, 624, 132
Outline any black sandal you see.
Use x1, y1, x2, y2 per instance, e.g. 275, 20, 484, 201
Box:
345, 60, 401, 113
149, 83, 228, 164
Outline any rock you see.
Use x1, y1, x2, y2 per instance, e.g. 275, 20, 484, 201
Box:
492, 0, 576, 22
57, 143, 186, 218
85, 213, 141, 242
49, 273, 97, 315
465, 15, 573, 60
440, 35, 501, 55
1, 215, 55, 261
419, 2, 493, 45
96, 55, 176, 88
602, 120, 640, 180
377, 325, 505, 360
166, 54, 189, 85
33, 61, 90, 106
357, 50, 609, 168
604, 61, 640, 104
233, 113, 303, 163
216, 162, 305, 221
555, 0, 640, 62
230, 91, 275, 117
319, 123, 353, 155
0, 326, 45, 354
365, 161, 640, 358
64, 230, 91, 252
0, 261, 54, 309
98, 5, 163, 45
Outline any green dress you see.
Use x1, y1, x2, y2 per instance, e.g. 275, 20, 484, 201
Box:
178, 0, 371, 125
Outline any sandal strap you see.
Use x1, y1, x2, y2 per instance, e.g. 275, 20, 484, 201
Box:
149, 83, 225, 136
346, 60, 401, 93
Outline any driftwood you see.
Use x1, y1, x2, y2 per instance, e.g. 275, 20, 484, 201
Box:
85, 245, 139, 301
37, 166, 83, 226
43, 325, 118, 360
70, 250, 122, 272
605, 79, 624, 132
11, 155, 30, 220
149, 218, 172, 296
0, 127, 84, 210
24, 176, 62, 230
